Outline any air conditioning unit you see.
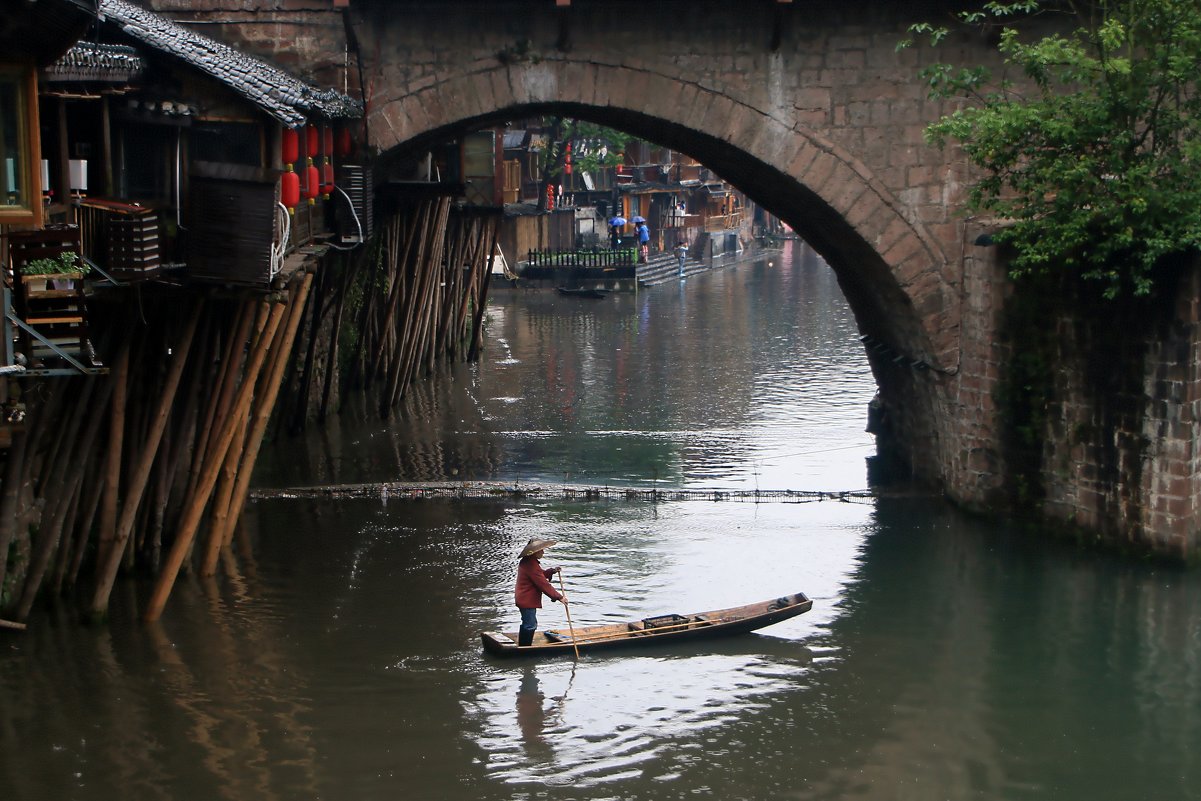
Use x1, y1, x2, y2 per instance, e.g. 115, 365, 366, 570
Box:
335, 164, 373, 244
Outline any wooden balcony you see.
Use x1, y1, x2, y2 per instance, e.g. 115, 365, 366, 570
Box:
704, 211, 744, 232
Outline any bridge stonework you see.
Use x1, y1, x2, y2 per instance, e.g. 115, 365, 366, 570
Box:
163, 0, 1199, 558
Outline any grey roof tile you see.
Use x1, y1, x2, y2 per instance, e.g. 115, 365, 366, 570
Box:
98, 0, 362, 127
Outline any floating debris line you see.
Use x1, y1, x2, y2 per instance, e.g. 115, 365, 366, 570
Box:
249, 481, 877, 504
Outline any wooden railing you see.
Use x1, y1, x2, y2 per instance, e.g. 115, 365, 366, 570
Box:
704, 211, 744, 232
526, 248, 635, 269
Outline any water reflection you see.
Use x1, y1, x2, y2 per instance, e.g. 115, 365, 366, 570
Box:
254, 242, 876, 493
4, 243, 1201, 801
472, 640, 815, 789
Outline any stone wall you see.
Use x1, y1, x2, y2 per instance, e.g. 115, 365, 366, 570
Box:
1033, 259, 1201, 560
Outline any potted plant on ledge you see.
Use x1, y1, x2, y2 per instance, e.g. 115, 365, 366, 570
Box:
21, 251, 90, 293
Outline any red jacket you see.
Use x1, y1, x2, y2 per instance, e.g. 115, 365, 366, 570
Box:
515, 556, 562, 609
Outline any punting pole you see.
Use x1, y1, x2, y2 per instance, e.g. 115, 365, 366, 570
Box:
557, 571, 580, 661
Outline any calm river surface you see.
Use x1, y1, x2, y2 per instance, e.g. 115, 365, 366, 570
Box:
3, 241, 1200, 801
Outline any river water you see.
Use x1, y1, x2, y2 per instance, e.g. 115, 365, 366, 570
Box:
3, 241, 1200, 801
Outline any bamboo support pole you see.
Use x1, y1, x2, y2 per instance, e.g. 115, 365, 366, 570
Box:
395, 197, 451, 408
182, 306, 248, 521
91, 299, 204, 618
66, 454, 106, 588
211, 272, 315, 561
97, 330, 131, 569
51, 467, 87, 596
320, 254, 353, 420
143, 301, 285, 621
201, 412, 247, 575
0, 427, 34, 601
16, 377, 110, 621
468, 220, 499, 361
288, 265, 330, 433
35, 377, 79, 493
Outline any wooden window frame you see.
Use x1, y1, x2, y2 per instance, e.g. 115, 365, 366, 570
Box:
0, 64, 44, 227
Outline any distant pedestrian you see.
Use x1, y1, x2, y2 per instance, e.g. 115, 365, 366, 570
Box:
675, 238, 688, 279
637, 221, 650, 263
609, 224, 620, 250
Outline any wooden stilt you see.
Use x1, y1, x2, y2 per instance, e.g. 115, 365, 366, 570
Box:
16, 377, 110, 621
96, 330, 131, 570
90, 299, 204, 619
143, 301, 285, 621
210, 272, 315, 562
469, 220, 499, 362
201, 412, 247, 575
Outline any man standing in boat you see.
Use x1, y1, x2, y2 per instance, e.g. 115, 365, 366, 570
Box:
515, 538, 566, 647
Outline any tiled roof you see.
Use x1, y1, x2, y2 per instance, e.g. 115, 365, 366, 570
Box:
44, 42, 145, 82
98, 0, 362, 127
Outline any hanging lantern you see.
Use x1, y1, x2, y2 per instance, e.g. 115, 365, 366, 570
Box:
545, 183, 555, 211
322, 125, 334, 158
281, 166, 300, 213
281, 128, 299, 166
564, 141, 572, 175
321, 162, 335, 197
336, 126, 353, 158
304, 162, 320, 204
305, 125, 319, 159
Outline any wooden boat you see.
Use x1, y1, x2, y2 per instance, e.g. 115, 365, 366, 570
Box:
481, 591, 812, 657
556, 286, 609, 298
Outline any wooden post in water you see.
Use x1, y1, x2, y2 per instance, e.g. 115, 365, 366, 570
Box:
16, 377, 109, 621
143, 300, 285, 621
91, 299, 204, 618
468, 220, 499, 362
97, 330, 131, 569
205, 271, 314, 571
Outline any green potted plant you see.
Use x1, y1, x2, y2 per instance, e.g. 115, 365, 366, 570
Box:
21, 251, 90, 292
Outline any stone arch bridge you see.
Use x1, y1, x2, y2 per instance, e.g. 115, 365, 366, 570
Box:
190, 0, 1198, 557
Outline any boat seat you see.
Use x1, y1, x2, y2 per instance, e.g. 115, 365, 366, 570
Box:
544, 631, 572, 643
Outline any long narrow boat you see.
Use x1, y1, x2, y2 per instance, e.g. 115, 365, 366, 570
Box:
481, 591, 812, 657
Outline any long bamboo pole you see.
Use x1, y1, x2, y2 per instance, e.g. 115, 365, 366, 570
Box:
206, 271, 314, 571
468, 220, 499, 362
97, 330, 131, 568
143, 301, 285, 621
16, 377, 109, 621
90, 299, 204, 618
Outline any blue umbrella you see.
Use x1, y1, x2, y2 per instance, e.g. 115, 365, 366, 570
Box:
631, 216, 646, 224
609, 216, 627, 227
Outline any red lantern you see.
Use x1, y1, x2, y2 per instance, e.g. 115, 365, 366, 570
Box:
564, 141, 572, 175
281, 128, 299, 166
281, 168, 300, 212
322, 126, 334, 157
336, 126, 353, 158
305, 125, 319, 158
545, 184, 555, 211
304, 163, 320, 203
321, 162, 335, 196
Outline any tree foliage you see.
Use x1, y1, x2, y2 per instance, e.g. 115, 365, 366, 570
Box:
904, 0, 1201, 298
563, 119, 633, 174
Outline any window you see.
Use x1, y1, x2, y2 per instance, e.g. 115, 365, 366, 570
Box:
0, 65, 41, 224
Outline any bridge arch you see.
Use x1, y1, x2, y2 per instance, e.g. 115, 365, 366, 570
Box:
366, 58, 961, 482
369, 62, 958, 367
